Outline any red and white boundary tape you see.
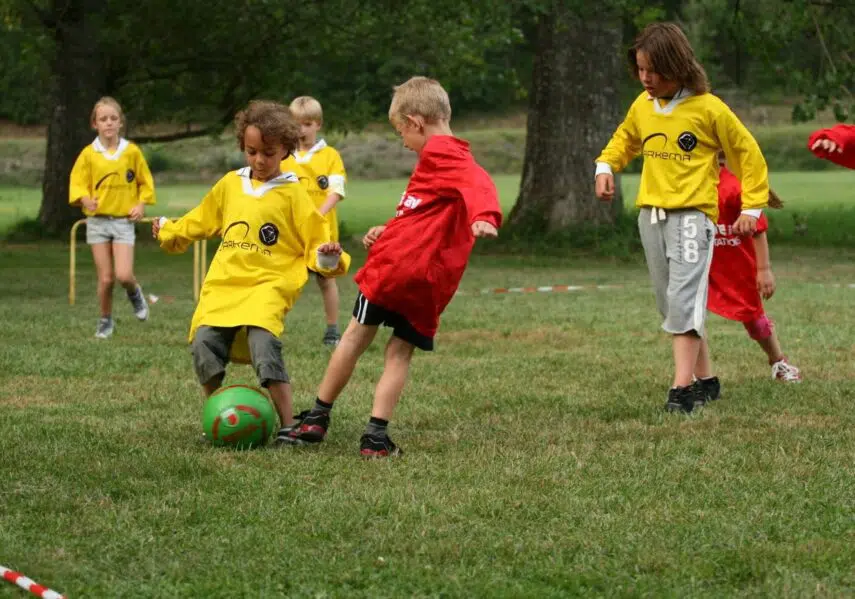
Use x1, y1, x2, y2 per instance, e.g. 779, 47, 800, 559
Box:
1, 566, 66, 599
457, 284, 623, 296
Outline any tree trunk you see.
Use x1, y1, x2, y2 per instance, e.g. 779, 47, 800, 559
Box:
509, 7, 625, 231
38, 0, 105, 238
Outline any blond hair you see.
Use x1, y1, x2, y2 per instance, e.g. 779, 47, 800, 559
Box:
234, 100, 300, 155
90, 96, 124, 128
628, 22, 710, 95
290, 96, 323, 124
388, 76, 451, 126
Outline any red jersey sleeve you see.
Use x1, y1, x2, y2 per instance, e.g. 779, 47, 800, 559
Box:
458, 169, 502, 229
755, 212, 768, 234
808, 124, 855, 169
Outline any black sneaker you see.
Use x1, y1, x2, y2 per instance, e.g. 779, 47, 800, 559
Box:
273, 423, 307, 446
322, 328, 341, 347
287, 409, 330, 443
359, 433, 403, 458
696, 376, 721, 402
665, 385, 696, 413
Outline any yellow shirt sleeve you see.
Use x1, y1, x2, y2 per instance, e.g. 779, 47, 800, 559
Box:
595, 101, 642, 172
328, 149, 346, 197
132, 145, 156, 206
69, 147, 91, 205
290, 184, 350, 276
158, 179, 224, 254
714, 110, 769, 210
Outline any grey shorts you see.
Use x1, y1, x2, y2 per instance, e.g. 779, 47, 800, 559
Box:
638, 207, 715, 337
87, 216, 135, 245
191, 326, 289, 387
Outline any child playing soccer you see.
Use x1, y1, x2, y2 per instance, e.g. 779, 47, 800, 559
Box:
700, 154, 801, 387
281, 96, 348, 347
808, 124, 855, 169
151, 100, 350, 438
281, 76, 502, 456
69, 96, 156, 339
594, 22, 770, 413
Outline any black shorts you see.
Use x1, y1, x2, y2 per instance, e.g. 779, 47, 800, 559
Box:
352, 292, 434, 351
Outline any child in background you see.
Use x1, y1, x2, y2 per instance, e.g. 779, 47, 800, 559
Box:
808, 124, 855, 169
594, 22, 770, 413
700, 153, 801, 389
281, 96, 348, 347
69, 96, 155, 339
283, 77, 501, 456
152, 100, 350, 439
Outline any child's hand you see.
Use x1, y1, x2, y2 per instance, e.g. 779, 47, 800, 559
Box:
151, 216, 167, 239
811, 138, 842, 154
316, 242, 342, 269
81, 197, 98, 212
363, 226, 386, 249
733, 213, 758, 236
471, 221, 498, 238
595, 173, 615, 201
129, 202, 145, 222
757, 267, 776, 299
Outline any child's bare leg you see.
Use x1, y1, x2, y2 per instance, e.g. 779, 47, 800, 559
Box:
91, 242, 114, 317
317, 318, 379, 404
694, 336, 714, 379
111, 242, 138, 292
673, 332, 701, 388
267, 382, 294, 427
202, 374, 224, 397
317, 276, 340, 328
371, 336, 416, 420
756, 333, 784, 363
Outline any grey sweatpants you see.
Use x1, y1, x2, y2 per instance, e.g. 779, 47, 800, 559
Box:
638, 207, 715, 337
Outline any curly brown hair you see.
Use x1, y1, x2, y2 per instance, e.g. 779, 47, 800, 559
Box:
234, 100, 299, 155
628, 22, 710, 95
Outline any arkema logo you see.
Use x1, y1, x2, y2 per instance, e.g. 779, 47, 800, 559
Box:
221, 221, 272, 256
641, 132, 691, 162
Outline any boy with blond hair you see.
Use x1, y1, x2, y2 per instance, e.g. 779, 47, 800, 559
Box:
280, 77, 502, 456
281, 96, 348, 346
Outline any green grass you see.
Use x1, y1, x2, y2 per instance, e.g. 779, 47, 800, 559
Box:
2, 176, 855, 596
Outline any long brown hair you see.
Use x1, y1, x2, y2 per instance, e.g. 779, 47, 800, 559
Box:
628, 22, 710, 95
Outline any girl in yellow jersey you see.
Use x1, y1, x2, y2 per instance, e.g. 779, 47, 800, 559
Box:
69, 97, 156, 339
280, 96, 348, 346
594, 22, 770, 414
151, 100, 351, 441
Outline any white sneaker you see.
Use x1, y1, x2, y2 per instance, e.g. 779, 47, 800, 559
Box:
129, 285, 149, 321
95, 317, 114, 339
771, 359, 802, 382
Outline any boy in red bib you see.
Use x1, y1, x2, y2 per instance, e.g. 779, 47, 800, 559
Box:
704, 153, 801, 383
282, 76, 502, 456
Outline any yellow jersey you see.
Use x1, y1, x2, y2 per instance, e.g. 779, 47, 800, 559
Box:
157, 167, 351, 362
596, 90, 768, 220
280, 139, 346, 240
69, 137, 155, 216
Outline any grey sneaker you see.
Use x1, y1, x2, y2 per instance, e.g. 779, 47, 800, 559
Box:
95, 317, 114, 339
129, 285, 149, 321
322, 327, 340, 347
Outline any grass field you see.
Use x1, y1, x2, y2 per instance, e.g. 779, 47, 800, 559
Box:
2, 172, 855, 597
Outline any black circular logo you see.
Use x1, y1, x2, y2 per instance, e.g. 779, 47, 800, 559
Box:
126, 169, 136, 183
677, 132, 698, 152
259, 223, 279, 246
317, 175, 329, 190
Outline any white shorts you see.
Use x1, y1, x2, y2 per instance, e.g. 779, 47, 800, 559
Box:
86, 216, 135, 245
638, 207, 715, 337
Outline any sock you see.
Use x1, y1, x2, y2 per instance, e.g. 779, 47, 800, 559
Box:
310, 397, 333, 415
100, 314, 113, 322
364, 416, 388, 437
325, 323, 339, 335
127, 285, 141, 299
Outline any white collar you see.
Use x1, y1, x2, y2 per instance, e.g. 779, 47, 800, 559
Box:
648, 88, 692, 115
92, 137, 129, 160
293, 139, 327, 164
236, 167, 298, 197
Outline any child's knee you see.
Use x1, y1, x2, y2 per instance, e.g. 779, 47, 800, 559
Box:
98, 272, 115, 287
744, 315, 773, 340
246, 328, 289, 387
192, 328, 230, 385
115, 273, 135, 287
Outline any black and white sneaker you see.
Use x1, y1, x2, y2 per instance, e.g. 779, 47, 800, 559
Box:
286, 409, 330, 444
359, 433, 403, 458
696, 376, 721, 403
665, 385, 696, 413
95, 316, 114, 339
